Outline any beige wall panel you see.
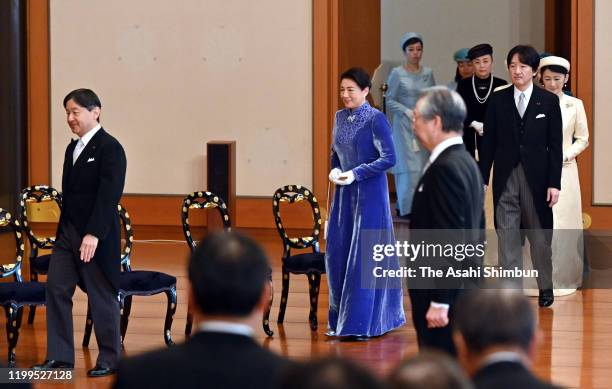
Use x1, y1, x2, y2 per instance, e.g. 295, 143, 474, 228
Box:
381, 0, 545, 86
50, 0, 312, 196
593, 0, 612, 204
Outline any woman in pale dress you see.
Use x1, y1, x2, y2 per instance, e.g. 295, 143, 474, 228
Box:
539, 55, 589, 295
386, 32, 435, 219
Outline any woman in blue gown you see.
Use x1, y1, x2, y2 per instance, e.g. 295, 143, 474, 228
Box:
386, 32, 436, 218
325, 68, 406, 338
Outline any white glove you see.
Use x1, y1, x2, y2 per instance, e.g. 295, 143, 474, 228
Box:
404, 108, 414, 120
335, 170, 355, 185
328, 168, 342, 183
470, 121, 484, 136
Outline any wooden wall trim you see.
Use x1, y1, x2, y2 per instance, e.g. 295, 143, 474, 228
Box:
575, 0, 612, 229
27, 0, 50, 185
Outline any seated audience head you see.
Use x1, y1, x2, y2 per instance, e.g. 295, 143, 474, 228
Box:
189, 231, 270, 322
413, 86, 467, 151
388, 351, 474, 389
280, 357, 384, 389
453, 288, 538, 375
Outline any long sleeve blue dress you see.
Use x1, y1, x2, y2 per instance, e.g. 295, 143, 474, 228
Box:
325, 102, 406, 337
386, 66, 435, 217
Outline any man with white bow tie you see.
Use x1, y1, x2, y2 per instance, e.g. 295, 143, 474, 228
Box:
33, 89, 126, 377
479, 45, 563, 308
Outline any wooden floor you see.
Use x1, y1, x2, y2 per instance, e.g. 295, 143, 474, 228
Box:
1, 227, 612, 388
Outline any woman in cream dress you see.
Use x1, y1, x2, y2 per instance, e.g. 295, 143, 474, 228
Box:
539, 56, 589, 295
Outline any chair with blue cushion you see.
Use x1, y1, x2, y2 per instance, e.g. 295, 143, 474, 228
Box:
18, 185, 62, 324
181, 191, 233, 335
272, 185, 326, 331
0, 208, 46, 366
82, 204, 177, 347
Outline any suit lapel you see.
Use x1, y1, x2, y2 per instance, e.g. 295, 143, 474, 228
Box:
521, 86, 543, 129
73, 128, 104, 168
503, 88, 520, 144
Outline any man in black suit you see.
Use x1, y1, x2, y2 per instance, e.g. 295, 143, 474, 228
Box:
479, 45, 563, 307
454, 288, 559, 389
408, 86, 484, 355
113, 231, 290, 389
33, 89, 126, 377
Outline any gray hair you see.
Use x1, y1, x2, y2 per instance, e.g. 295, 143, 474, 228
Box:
417, 86, 466, 133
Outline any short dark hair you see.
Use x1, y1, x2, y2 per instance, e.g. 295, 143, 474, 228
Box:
540, 64, 569, 76
280, 357, 384, 389
189, 231, 270, 316
388, 351, 473, 389
63, 88, 102, 110
417, 86, 466, 134
340, 67, 371, 90
506, 45, 540, 72
403, 37, 423, 52
454, 289, 536, 353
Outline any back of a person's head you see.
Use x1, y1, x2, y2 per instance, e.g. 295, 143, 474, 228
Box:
388, 351, 474, 389
280, 357, 384, 389
189, 231, 269, 316
454, 288, 536, 354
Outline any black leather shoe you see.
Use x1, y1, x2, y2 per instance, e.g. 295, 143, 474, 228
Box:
87, 365, 116, 377
32, 360, 74, 369
539, 289, 554, 307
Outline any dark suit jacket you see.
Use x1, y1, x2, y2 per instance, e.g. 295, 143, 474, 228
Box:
113, 331, 291, 389
58, 128, 126, 290
408, 143, 484, 354
473, 361, 559, 389
479, 85, 562, 229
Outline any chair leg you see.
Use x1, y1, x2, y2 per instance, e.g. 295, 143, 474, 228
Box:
82, 304, 93, 347
277, 269, 290, 324
307, 273, 321, 331
120, 295, 133, 346
27, 273, 38, 324
263, 275, 274, 337
5, 304, 24, 367
164, 287, 177, 346
185, 307, 193, 336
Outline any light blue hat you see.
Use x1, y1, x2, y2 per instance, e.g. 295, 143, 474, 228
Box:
453, 48, 470, 62
401, 32, 423, 51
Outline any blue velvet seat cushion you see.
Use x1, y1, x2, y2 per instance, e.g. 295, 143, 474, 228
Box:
0, 282, 46, 305
119, 271, 176, 294
31, 254, 51, 273
283, 252, 326, 273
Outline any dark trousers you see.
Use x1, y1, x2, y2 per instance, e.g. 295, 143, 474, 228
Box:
45, 222, 120, 367
495, 164, 553, 290
408, 289, 458, 356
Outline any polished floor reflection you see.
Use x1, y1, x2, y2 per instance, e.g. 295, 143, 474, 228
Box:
0, 227, 610, 388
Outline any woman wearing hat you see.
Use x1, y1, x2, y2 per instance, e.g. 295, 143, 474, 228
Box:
539, 56, 589, 295
447, 48, 473, 91
386, 32, 436, 219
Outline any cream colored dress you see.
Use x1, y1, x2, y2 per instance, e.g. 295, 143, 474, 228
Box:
552, 93, 589, 295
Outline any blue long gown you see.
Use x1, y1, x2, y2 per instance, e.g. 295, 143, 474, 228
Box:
325, 102, 406, 337
386, 66, 435, 216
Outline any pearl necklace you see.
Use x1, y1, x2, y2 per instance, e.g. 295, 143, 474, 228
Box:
472, 75, 494, 104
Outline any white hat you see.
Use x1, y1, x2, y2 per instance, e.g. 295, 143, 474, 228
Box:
538, 55, 570, 72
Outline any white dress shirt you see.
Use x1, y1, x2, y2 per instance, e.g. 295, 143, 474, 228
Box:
198, 320, 254, 338
73, 124, 101, 164
423, 136, 464, 173
513, 82, 534, 112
